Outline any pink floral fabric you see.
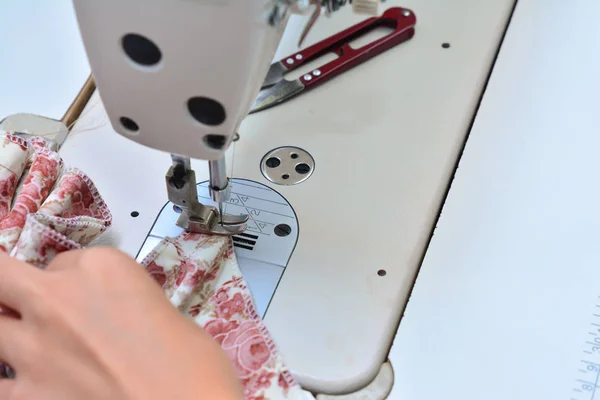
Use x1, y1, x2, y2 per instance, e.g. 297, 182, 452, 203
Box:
142, 232, 310, 400
0, 131, 112, 377
0, 133, 111, 265
0, 131, 308, 398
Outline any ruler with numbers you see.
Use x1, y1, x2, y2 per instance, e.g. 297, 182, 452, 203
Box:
572, 299, 600, 400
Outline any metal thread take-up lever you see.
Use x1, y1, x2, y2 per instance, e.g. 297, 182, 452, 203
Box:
165, 155, 248, 235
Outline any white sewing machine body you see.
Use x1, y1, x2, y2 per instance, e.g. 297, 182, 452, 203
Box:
72, 0, 286, 160
60, 0, 517, 396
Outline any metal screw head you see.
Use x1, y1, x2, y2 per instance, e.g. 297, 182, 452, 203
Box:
295, 54, 303, 60
402, 9, 411, 17
286, 58, 294, 64
303, 74, 312, 81
274, 224, 292, 237
313, 69, 321, 76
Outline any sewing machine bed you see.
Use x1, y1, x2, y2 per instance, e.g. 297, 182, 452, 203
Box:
61, 0, 515, 394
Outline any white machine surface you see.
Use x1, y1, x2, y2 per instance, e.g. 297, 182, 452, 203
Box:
388, 0, 600, 399
60, 0, 515, 395
0, 0, 89, 120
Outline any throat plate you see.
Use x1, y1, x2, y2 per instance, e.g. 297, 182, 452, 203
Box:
136, 178, 299, 316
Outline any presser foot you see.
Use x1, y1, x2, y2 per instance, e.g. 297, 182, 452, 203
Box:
165, 160, 248, 236
176, 211, 248, 236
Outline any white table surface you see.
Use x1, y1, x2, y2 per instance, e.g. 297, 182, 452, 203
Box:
0, 1, 89, 121
388, 0, 600, 399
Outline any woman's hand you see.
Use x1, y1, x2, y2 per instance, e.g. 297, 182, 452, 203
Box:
0, 247, 242, 400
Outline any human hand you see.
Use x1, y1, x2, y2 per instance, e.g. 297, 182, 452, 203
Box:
0, 247, 243, 400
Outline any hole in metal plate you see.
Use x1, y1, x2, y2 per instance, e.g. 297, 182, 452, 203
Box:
261, 146, 315, 186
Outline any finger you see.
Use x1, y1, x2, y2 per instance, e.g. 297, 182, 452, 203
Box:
0, 253, 43, 312
0, 378, 15, 398
45, 248, 86, 272
49, 247, 139, 274
0, 315, 24, 367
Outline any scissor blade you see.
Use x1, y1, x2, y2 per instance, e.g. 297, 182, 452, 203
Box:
250, 79, 305, 114
261, 61, 288, 89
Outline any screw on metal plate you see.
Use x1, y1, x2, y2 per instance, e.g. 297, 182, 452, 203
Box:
261, 146, 315, 186
274, 223, 292, 237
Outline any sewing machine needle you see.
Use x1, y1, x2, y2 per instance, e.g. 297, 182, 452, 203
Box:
218, 202, 224, 226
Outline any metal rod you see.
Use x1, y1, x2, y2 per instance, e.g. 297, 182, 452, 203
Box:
209, 156, 228, 226
208, 157, 228, 190
61, 75, 96, 129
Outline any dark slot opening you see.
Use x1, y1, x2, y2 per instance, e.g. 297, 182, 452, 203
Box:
232, 236, 256, 246
238, 232, 259, 240
233, 243, 254, 251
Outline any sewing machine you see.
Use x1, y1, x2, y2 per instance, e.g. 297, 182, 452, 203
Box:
6, 0, 600, 398
64, 0, 516, 396
5, 0, 517, 397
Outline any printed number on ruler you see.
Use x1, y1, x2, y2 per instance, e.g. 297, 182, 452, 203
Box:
572, 299, 600, 400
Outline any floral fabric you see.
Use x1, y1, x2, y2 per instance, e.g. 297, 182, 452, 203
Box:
0, 133, 112, 265
0, 132, 308, 399
0, 131, 112, 377
142, 232, 311, 400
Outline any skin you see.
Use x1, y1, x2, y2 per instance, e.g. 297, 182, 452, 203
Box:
0, 247, 243, 400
